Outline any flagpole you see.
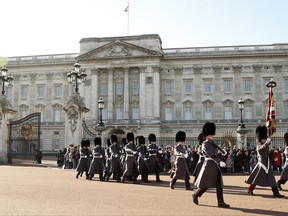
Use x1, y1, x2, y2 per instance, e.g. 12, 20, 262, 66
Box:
127, 2, 129, 36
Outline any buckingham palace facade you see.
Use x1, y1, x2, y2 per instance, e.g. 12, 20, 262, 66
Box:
3, 34, 288, 152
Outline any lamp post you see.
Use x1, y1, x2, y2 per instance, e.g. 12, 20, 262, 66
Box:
97, 98, 105, 127
238, 98, 245, 128
0, 66, 13, 96
66, 62, 87, 93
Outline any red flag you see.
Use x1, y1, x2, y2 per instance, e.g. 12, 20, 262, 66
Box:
266, 83, 276, 136
124, 4, 129, 12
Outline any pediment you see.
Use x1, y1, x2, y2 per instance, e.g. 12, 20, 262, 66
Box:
77, 40, 163, 60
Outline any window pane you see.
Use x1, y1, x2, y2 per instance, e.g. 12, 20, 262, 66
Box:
204, 106, 212, 120
165, 82, 173, 95
132, 82, 139, 95
21, 86, 28, 99
102, 108, 108, 120
165, 108, 173, 120
223, 80, 231, 93
244, 106, 252, 119
37, 85, 45, 98
116, 107, 123, 119
184, 81, 192, 94
244, 80, 252, 92
184, 107, 192, 120
54, 86, 61, 97
132, 107, 140, 119
54, 110, 61, 122
204, 82, 211, 93
101, 83, 108, 96
224, 106, 232, 120
116, 83, 123, 95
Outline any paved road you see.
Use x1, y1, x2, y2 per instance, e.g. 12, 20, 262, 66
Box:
0, 162, 287, 216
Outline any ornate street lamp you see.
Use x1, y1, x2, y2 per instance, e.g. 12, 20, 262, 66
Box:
238, 98, 245, 128
0, 66, 13, 96
97, 98, 105, 127
66, 62, 87, 93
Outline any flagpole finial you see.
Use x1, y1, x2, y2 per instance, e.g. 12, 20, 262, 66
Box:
266, 79, 277, 88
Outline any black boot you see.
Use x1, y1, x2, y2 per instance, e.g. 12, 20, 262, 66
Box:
192, 192, 198, 205
277, 180, 283, 190
272, 187, 285, 198
156, 173, 163, 182
218, 202, 230, 208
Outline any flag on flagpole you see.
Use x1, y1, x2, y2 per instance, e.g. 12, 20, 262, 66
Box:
266, 80, 276, 136
124, 4, 129, 12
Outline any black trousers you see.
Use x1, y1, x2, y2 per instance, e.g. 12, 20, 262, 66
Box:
171, 172, 190, 188
195, 169, 224, 203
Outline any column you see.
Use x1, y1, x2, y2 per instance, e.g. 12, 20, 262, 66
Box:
139, 67, 146, 120
174, 67, 182, 120
152, 66, 160, 121
91, 68, 99, 120
123, 67, 129, 120
107, 68, 114, 120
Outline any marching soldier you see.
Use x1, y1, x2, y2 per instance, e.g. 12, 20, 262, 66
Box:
147, 134, 163, 182
121, 132, 139, 184
104, 134, 122, 182
88, 137, 105, 181
76, 140, 92, 179
169, 130, 192, 190
277, 132, 288, 190
192, 122, 230, 208
245, 125, 284, 198
137, 136, 150, 183
192, 133, 205, 184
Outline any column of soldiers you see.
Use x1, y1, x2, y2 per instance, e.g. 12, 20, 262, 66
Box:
74, 121, 287, 209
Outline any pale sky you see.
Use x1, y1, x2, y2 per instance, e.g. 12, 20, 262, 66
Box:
1, 0, 287, 57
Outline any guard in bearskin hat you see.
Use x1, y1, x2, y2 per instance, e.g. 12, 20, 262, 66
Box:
192, 132, 205, 184
192, 122, 230, 208
137, 136, 150, 183
88, 137, 105, 181
169, 130, 192, 190
104, 134, 122, 182
76, 139, 92, 179
147, 133, 163, 182
121, 132, 139, 183
277, 132, 288, 190
245, 125, 284, 198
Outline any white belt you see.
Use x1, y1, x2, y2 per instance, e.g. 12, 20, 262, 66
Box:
149, 154, 157, 156
94, 156, 103, 158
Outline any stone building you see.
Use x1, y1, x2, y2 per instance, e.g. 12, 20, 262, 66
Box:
3, 34, 288, 152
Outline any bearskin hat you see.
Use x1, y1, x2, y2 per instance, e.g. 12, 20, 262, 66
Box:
256, 125, 268, 142
148, 133, 156, 142
138, 136, 145, 145
197, 132, 205, 144
126, 132, 134, 142
284, 132, 288, 145
202, 122, 216, 137
94, 137, 102, 146
81, 140, 86, 147
175, 130, 186, 142
106, 138, 111, 147
110, 134, 118, 144
86, 139, 91, 147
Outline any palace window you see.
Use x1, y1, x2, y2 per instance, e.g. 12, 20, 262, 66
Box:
21, 85, 29, 99
37, 85, 45, 98
224, 106, 232, 120
204, 82, 212, 93
132, 82, 139, 95
54, 110, 61, 122
116, 83, 123, 95
184, 107, 193, 120
244, 80, 252, 92
116, 107, 123, 119
54, 85, 62, 98
165, 107, 173, 120
165, 82, 173, 95
101, 83, 108, 96
244, 106, 253, 119
184, 81, 192, 94
132, 107, 140, 119
223, 80, 232, 93
204, 106, 212, 120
